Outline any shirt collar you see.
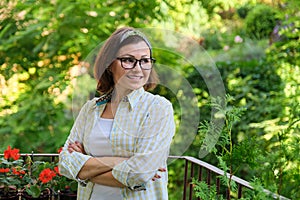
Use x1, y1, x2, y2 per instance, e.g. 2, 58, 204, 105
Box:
126, 87, 144, 110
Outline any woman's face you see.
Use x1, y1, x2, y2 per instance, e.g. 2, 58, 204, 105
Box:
110, 41, 152, 94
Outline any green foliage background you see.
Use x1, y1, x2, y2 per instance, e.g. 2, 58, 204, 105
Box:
1, 0, 299, 199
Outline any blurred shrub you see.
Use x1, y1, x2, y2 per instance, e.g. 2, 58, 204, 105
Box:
245, 4, 279, 39
187, 59, 283, 135
266, 17, 300, 67
236, 4, 254, 19
213, 39, 268, 62
263, 4, 300, 198
201, 29, 223, 50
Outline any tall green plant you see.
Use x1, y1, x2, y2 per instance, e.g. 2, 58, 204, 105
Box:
196, 95, 273, 199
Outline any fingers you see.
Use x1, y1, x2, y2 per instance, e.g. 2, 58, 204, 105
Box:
152, 173, 161, 181
152, 168, 167, 181
67, 143, 77, 153
68, 141, 85, 154
158, 168, 166, 172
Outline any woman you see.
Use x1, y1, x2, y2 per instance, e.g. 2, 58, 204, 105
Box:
59, 27, 175, 200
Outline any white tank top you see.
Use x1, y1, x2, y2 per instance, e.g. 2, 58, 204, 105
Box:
88, 117, 122, 200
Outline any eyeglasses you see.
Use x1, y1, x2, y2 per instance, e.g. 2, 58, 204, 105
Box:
116, 57, 156, 70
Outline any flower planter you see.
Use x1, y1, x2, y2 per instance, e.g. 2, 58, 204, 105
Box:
21, 188, 51, 200
0, 195, 19, 200
0, 193, 19, 200
58, 189, 77, 200
0, 186, 19, 200
1, 147, 77, 200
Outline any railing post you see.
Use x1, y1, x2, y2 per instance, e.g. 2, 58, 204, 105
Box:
31, 151, 34, 162
238, 184, 242, 199
189, 162, 194, 200
206, 169, 211, 186
183, 159, 189, 200
51, 155, 56, 162
216, 177, 220, 195
226, 188, 231, 200
197, 166, 202, 200
198, 166, 202, 181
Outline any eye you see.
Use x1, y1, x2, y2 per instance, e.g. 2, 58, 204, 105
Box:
140, 58, 151, 64
121, 57, 136, 64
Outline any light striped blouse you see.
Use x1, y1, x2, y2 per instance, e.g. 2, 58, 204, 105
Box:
58, 88, 175, 200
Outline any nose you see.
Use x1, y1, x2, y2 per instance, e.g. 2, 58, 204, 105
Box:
132, 60, 143, 71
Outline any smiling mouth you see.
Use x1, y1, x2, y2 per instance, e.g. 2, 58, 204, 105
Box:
126, 75, 143, 80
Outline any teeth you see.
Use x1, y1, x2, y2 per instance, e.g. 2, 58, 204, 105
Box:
127, 75, 142, 79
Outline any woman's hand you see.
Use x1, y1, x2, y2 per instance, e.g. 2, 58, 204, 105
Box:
152, 168, 166, 181
68, 141, 86, 154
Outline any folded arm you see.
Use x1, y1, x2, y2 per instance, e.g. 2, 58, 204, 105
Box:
112, 102, 175, 189
68, 141, 165, 187
76, 156, 127, 180
67, 141, 127, 181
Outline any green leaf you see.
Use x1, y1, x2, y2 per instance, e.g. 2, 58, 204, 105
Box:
26, 185, 41, 198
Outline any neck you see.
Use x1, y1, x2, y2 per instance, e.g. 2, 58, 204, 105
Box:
111, 87, 132, 103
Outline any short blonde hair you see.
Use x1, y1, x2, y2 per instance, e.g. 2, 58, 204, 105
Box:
94, 27, 159, 94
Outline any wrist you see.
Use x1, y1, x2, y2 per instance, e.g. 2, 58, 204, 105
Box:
76, 177, 89, 187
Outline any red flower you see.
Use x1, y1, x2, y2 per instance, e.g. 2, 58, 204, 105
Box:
3, 145, 20, 160
12, 168, 26, 175
12, 168, 18, 175
10, 148, 20, 160
54, 166, 60, 175
39, 168, 56, 183
4, 146, 12, 159
0, 168, 10, 173
57, 147, 63, 153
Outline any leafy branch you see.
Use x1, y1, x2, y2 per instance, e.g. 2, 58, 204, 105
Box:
196, 95, 263, 198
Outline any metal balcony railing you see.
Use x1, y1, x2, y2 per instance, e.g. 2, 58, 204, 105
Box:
169, 156, 290, 200
1, 154, 290, 200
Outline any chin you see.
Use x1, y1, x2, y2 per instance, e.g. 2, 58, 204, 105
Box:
117, 80, 146, 92
126, 80, 145, 89
129, 85, 143, 90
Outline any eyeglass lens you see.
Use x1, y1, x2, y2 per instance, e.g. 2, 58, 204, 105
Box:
118, 57, 154, 70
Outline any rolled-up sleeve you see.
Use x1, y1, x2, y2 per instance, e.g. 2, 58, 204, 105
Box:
112, 98, 175, 189
58, 101, 93, 180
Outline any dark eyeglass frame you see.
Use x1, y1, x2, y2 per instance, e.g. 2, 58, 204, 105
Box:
116, 57, 156, 70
